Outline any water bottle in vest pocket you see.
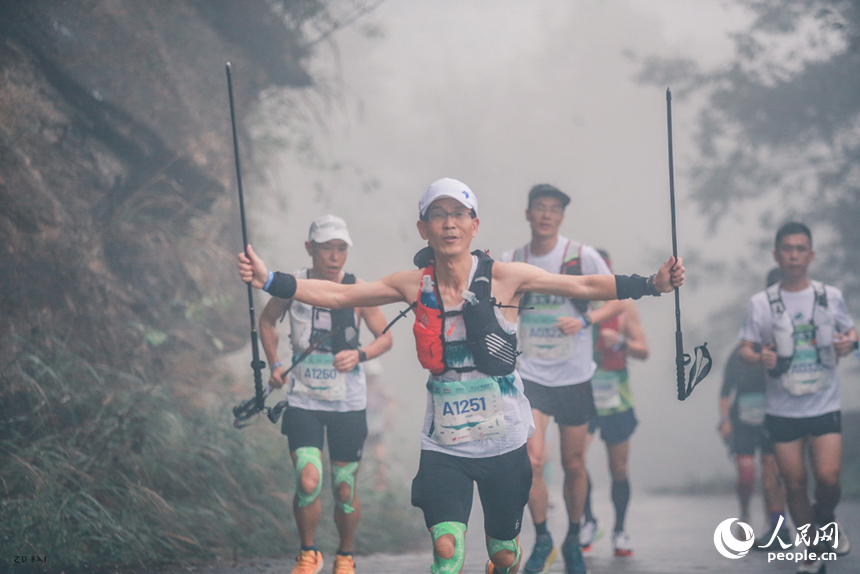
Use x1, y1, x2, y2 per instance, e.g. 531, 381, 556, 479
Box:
414, 271, 446, 375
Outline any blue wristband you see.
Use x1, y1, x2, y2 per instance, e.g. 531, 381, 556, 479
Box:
263, 270, 274, 292
271, 361, 282, 370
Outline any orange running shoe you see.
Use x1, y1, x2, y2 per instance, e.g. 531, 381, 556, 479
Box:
332, 553, 355, 574
291, 549, 323, 574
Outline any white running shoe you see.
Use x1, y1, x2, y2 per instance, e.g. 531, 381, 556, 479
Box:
579, 518, 602, 550
795, 556, 825, 574
831, 524, 849, 556
612, 531, 633, 557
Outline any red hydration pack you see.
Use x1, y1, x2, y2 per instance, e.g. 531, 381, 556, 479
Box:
410, 247, 519, 376
414, 264, 446, 374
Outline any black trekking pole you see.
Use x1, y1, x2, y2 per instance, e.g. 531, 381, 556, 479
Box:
666, 88, 711, 400
226, 62, 268, 426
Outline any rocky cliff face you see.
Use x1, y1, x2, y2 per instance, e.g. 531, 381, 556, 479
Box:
0, 0, 313, 368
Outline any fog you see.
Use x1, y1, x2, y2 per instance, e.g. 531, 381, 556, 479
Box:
229, 0, 860, 492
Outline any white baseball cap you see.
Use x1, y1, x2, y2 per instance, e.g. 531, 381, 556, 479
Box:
418, 178, 479, 219
308, 214, 353, 246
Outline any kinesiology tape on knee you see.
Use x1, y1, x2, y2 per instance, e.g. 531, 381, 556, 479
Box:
431, 521, 466, 574
294, 447, 323, 508
486, 537, 521, 574
331, 461, 359, 514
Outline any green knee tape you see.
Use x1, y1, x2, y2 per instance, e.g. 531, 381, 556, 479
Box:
294, 447, 322, 508
487, 537, 521, 574
331, 461, 359, 514
431, 522, 466, 574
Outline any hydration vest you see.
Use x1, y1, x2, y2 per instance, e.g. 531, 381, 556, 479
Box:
513, 239, 590, 314
412, 247, 519, 376
764, 280, 836, 378
286, 272, 360, 355
595, 314, 627, 372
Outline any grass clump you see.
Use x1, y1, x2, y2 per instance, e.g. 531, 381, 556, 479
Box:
0, 338, 424, 572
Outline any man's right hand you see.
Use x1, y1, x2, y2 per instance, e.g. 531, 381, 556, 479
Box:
238, 244, 269, 289
760, 344, 778, 369
268, 364, 287, 389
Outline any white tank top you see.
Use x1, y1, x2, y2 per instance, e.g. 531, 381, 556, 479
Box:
285, 268, 367, 412
419, 256, 535, 458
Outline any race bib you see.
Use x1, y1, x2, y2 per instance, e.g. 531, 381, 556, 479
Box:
782, 348, 832, 396
520, 314, 573, 359
591, 370, 622, 411
292, 353, 346, 401
430, 377, 506, 446
781, 324, 832, 396
737, 392, 766, 426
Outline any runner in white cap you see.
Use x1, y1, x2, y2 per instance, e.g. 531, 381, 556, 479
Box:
258, 214, 393, 574
239, 178, 685, 574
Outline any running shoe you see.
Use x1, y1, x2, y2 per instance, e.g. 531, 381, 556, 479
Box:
562, 536, 588, 574
524, 534, 558, 574
579, 518, 603, 551
812, 504, 849, 556
612, 531, 633, 557
821, 523, 850, 556
291, 549, 323, 574
332, 553, 355, 574
754, 525, 792, 550
795, 555, 825, 574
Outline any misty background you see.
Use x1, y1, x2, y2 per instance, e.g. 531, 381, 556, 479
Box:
3, 0, 858, 570
233, 0, 860, 494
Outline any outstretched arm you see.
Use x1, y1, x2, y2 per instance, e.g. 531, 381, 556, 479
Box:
238, 244, 409, 309
501, 256, 684, 300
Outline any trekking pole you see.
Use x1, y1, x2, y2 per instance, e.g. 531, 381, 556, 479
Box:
226, 62, 267, 425
666, 88, 711, 400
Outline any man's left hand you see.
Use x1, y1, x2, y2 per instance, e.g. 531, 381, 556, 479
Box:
556, 316, 584, 336
333, 349, 360, 373
833, 333, 855, 358
654, 256, 685, 293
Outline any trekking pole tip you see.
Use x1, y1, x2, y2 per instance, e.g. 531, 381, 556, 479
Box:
666, 87, 671, 100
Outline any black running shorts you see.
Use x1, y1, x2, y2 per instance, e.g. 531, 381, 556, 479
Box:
730, 419, 775, 456
281, 407, 368, 462
522, 379, 597, 427
411, 444, 532, 540
765, 411, 841, 444
588, 408, 638, 445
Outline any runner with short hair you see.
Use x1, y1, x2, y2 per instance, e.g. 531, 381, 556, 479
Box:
258, 215, 393, 574
239, 178, 685, 574
500, 185, 626, 574
739, 222, 857, 574
719, 268, 788, 550
580, 249, 648, 558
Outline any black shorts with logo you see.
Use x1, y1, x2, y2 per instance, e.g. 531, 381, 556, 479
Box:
411, 444, 532, 540
522, 378, 597, 427
281, 406, 368, 462
765, 411, 842, 444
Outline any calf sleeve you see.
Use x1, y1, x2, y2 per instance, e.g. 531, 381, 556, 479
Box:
612, 479, 631, 532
